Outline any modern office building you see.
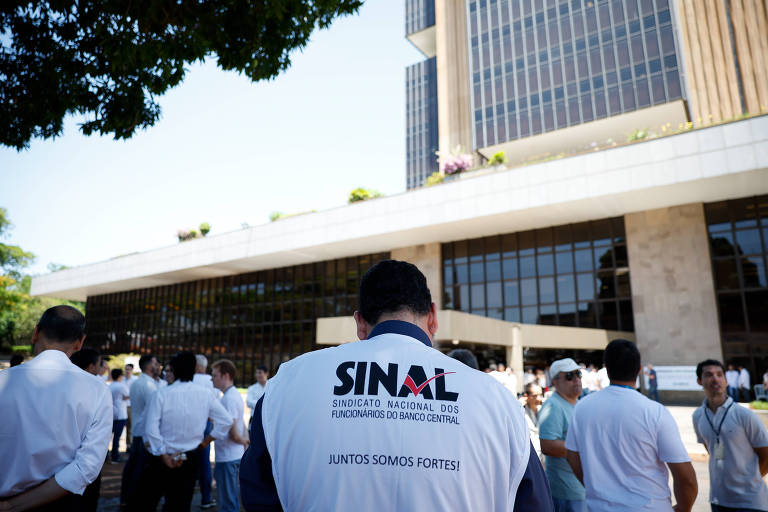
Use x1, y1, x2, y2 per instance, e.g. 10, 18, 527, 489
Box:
31, 2, 768, 402
405, 0, 768, 188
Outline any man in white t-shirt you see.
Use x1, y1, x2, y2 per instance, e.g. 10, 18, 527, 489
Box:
725, 364, 740, 401
109, 368, 130, 463
211, 359, 250, 512
565, 339, 697, 512
739, 365, 752, 402
240, 260, 553, 511
246, 366, 269, 420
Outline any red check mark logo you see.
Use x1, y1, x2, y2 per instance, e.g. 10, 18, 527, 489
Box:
402, 372, 456, 397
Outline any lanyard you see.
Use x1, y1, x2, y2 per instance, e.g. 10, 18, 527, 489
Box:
704, 401, 734, 440
610, 383, 635, 390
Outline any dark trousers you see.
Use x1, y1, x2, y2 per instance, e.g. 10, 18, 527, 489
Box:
198, 420, 213, 504
24, 493, 83, 512
648, 387, 659, 402
128, 449, 201, 512
81, 471, 101, 512
739, 387, 752, 402
121, 436, 150, 505
112, 419, 127, 461
712, 504, 764, 512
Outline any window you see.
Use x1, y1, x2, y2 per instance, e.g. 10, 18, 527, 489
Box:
442, 218, 632, 330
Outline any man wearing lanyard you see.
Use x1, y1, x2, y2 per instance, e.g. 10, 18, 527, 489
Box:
693, 359, 768, 511
565, 339, 697, 512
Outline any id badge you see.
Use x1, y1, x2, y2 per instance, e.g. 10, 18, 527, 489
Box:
714, 439, 725, 460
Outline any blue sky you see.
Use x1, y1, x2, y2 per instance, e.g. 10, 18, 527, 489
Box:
0, 0, 423, 275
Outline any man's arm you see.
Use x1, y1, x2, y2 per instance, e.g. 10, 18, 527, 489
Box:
246, 385, 257, 410
228, 420, 250, 447
565, 450, 583, 485
539, 439, 566, 458
667, 462, 697, 512
514, 441, 554, 511
0, 477, 69, 512
754, 446, 768, 476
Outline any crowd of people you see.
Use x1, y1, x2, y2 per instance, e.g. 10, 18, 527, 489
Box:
1, 259, 768, 512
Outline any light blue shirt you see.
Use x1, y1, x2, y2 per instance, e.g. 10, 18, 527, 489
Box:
129, 373, 158, 438
693, 397, 768, 510
539, 391, 585, 500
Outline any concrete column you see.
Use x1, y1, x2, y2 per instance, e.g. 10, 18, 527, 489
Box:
391, 243, 443, 309
435, 0, 472, 168
625, 203, 722, 367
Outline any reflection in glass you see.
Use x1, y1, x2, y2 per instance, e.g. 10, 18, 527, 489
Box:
521, 278, 538, 305
556, 251, 574, 273
539, 277, 556, 303
578, 273, 595, 300
505, 281, 520, 306
575, 249, 593, 272
557, 275, 576, 302
487, 282, 503, 308
718, 293, 746, 331
736, 229, 763, 255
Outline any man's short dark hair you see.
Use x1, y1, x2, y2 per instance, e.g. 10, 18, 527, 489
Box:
139, 354, 157, 372
10, 354, 24, 366
696, 359, 725, 379
71, 348, 101, 371
213, 359, 237, 381
256, 365, 268, 373
37, 305, 85, 343
447, 349, 479, 370
604, 339, 641, 382
524, 382, 541, 395
170, 351, 196, 382
111, 368, 123, 380
358, 260, 432, 325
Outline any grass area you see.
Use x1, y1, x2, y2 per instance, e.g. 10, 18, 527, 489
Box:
750, 400, 768, 410
11, 345, 31, 354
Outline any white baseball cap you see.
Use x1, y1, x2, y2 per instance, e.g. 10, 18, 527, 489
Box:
550, 358, 581, 380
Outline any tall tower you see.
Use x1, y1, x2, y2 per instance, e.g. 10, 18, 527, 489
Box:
404, 0, 768, 188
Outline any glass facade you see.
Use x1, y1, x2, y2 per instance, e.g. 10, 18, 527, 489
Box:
466, 0, 685, 149
406, 57, 439, 189
405, 0, 436, 35
85, 252, 390, 386
705, 196, 768, 379
442, 217, 633, 330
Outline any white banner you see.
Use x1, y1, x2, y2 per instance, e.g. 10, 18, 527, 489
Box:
655, 366, 700, 391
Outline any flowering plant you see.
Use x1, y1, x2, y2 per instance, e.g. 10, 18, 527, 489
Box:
440, 146, 474, 175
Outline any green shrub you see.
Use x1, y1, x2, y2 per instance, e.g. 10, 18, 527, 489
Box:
199, 222, 211, 236
627, 129, 649, 142
751, 400, 768, 410
11, 345, 31, 355
425, 171, 444, 186
487, 151, 507, 166
348, 188, 382, 203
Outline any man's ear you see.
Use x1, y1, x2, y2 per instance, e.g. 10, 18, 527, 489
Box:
354, 311, 370, 341
72, 335, 86, 354
426, 302, 438, 338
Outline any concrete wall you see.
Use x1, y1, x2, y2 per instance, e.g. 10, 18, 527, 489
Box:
626, 203, 722, 367
391, 243, 443, 309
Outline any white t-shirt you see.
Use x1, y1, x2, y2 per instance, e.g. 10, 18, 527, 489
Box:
726, 370, 739, 388
565, 385, 690, 512
124, 374, 136, 406
110, 381, 130, 420
215, 386, 246, 462
262, 325, 530, 512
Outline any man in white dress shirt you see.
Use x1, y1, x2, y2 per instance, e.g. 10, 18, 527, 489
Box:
193, 354, 217, 509
246, 365, 269, 420
129, 351, 231, 512
120, 354, 162, 507
212, 359, 250, 512
124, 363, 136, 445
0, 306, 112, 511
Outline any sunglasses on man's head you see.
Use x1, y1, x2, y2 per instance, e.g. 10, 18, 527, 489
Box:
562, 370, 581, 381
